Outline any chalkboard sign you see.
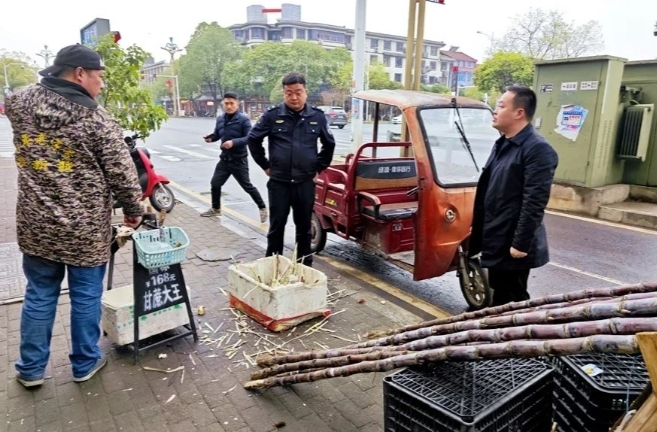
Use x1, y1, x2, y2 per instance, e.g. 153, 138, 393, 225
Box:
133, 262, 189, 316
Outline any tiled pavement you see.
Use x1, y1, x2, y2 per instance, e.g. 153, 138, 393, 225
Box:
0, 156, 429, 431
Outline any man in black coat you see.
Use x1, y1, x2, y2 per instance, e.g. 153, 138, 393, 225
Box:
469, 86, 559, 306
202, 92, 267, 223
247, 72, 336, 267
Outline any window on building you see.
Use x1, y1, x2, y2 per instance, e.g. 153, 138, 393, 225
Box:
317, 31, 346, 43
281, 27, 293, 39
394, 73, 402, 82
429, 76, 437, 84
383, 40, 392, 51
370, 55, 378, 64
251, 28, 264, 40
383, 55, 391, 66
268, 31, 280, 41
233, 30, 244, 39
396, 42, 405, 53
431, 46, 438, 56
296, 28, 306, 39
395, 57, 403, 68
370, 38, 378, 50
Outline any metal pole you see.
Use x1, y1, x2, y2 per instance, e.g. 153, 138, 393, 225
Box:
175, 75, 181, 116
403, 0, 417, 91
350, 0, 367, 152
401, 0, 417, 143
413, 0, 426, 90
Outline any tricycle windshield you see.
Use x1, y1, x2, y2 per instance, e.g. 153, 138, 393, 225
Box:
418, 107, 500, 187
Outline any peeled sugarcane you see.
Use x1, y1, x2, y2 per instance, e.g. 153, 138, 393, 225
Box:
251, 317, 657, 379
348, 296, 657, 350
364, 281, 657, 339
244, 334, 638, 389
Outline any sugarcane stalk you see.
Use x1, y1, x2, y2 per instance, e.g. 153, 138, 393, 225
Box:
498, 291, 657, 317
364, 281, 657, 339
349, 296, 657, 350
244, 334, 638, 389
257, 294, 657, 368
252, 317, 657, 379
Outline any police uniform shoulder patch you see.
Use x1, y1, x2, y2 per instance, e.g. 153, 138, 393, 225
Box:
267, 105, 278, 112
275, 119, 284, 123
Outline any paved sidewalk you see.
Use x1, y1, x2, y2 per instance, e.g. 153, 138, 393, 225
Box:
0, 159, 427, 432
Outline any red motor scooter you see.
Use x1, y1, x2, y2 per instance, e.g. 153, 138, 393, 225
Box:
115, 134, 176, 212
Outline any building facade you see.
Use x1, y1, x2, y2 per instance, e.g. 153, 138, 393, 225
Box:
140, 58, 169, 83
228, 4, 477, 87
441, 47, 477, 87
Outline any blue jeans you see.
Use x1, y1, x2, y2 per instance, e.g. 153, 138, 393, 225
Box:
16, 254, 107, 380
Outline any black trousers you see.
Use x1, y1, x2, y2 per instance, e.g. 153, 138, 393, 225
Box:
487, 267, 531, 306
266, 179, 315, 266
210, 158, 265, 210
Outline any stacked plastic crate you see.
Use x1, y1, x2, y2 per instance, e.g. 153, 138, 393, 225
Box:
383, 358, 553, 432
552, 353, 649, 432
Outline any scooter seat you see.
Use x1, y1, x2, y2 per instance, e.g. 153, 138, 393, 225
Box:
362, 202, 418, 221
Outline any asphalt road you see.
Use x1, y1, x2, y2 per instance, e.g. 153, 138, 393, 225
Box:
141, 117, 657, 314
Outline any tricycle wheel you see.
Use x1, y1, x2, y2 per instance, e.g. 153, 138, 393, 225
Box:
310, 213, 327, 254
458, 259, 492, 310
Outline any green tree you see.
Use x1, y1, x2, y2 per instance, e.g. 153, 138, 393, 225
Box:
225, 41, 352, 102
93, 34, 168, 139
178, 22, 242, 106
1, 51, 38, 96
493, 8, 604, 60
474, 51, 534, 94
421, 83, 451, 94
329, 61, 401, 92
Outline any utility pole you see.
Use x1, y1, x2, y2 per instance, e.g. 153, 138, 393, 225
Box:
161, 37, 183, 117
350, 0, 367, 152
36, 45, 54, 68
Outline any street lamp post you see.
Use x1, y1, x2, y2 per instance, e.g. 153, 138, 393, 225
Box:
476, 30, 495, 55
36, 45, 54, 68
161, 37, 183, 117
3, 60, 25, 96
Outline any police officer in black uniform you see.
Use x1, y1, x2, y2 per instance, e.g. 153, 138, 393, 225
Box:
247, 72, 336, 267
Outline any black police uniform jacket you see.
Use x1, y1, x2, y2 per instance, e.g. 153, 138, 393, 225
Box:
469, 123, 559, 270
207, 111, 252, 160
247, 103, 336, 183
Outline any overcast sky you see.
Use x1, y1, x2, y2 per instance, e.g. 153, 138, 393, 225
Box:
2, 0, 656, 67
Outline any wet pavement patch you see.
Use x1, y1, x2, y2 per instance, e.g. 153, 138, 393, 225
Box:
0, 242, 26, 301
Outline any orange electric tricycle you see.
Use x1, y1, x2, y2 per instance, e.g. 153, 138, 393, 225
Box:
310, 90, 500, 310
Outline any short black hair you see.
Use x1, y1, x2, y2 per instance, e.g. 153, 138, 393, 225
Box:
223, 92, 238, 100
282, 72, 306, 87
506, 86, 537, 120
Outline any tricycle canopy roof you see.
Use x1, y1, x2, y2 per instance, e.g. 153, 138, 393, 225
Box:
353, 89, 490, 110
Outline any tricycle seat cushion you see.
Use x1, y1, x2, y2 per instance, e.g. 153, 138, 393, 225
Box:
355, 160, 417, 190
362, 202, 418, 221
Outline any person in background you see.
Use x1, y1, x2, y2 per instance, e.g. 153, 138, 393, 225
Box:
202, 92, 267, 223
4, 44, 143, 387
247, 72, 336, 267
469, 85, 559, 307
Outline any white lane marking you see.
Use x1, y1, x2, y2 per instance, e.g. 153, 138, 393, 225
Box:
547, 210, 657, 236
163, 145, 215, 160
160, 155, 181, 162
147, 149, 161, 154
548, 262, 626, 285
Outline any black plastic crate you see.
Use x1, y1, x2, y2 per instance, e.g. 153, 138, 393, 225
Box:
553, 353, 648, 412
551, 353, 648, 432
383, 358, 553, 432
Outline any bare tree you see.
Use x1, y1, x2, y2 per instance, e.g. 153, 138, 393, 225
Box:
320, 89, 348, 107
493, 8, 604, 60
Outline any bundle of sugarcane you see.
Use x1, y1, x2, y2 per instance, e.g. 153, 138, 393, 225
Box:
243, 281, 657, 390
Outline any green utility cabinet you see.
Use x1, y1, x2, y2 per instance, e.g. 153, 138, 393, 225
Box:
533, 56, 627, 188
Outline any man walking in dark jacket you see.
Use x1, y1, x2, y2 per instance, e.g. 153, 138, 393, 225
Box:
202, 92, 267, 223
247, 72, 335, 266
469, 86, 559, 306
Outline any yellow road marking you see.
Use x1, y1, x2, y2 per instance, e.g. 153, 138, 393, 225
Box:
168, 180, 450, 318
321, 256, 451, 319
